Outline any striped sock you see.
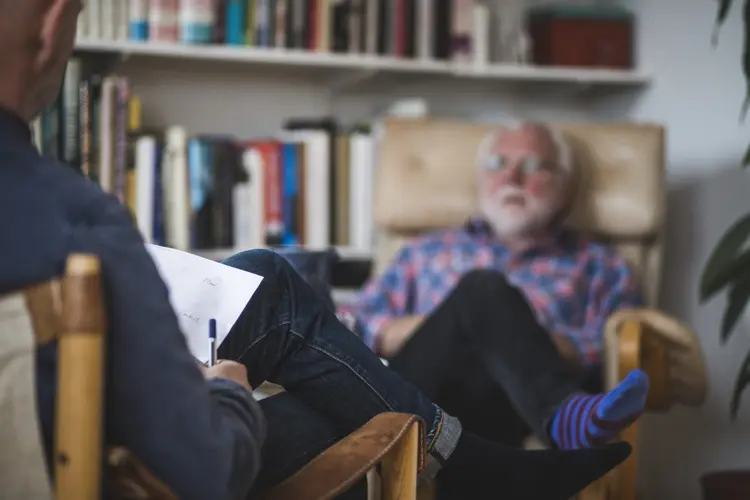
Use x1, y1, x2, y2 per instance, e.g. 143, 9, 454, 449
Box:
550, 369, 649, 450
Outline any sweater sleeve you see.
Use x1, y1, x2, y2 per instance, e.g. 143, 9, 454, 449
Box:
67, 193, 265, 500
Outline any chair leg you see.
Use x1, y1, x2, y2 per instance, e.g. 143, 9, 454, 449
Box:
380, 421, 420, 500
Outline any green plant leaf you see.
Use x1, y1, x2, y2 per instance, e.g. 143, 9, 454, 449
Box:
730, 349, 750, 419
714, 0, 735, 45
743, 140, 750, 167
721, 265, 750, 342
741, 0, 750, 121
700, 213, 750, 301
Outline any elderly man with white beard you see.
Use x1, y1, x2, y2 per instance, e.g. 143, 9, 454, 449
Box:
356, 122, 649, 496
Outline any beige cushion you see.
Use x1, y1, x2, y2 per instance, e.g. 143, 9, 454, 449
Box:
372, 118, 666, 306
0, 293, 54, 500
374, 118, 665, 237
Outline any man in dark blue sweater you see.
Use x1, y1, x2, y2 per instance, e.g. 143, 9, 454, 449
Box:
0, 1, 638, 499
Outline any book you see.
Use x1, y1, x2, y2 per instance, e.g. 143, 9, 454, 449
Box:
146, 244, 264, 363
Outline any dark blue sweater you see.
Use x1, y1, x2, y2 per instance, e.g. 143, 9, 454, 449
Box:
0, 107, 266, 500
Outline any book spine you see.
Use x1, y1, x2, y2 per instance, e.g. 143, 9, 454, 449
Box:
62, 59, 82, 171
77, 2, 90, 40
281, 143, 298, 245
187, 138, 212, 249
451, 0, 474, 63
165, 127, 191, 250
135, 136, 156, 242
153, 140, 165, 245
88, 0, 101, 39
101, 0, 115, 40
225, 0, 247, 45
472, 2, 488, 67
30, 118, 42, 153
149, 0, 180, 42
255, 0, 269, 47
78, 81, 92, 178
261, 142, 284, 246
275, 0, 287, 48
114, 79, 130, 202
245, 0, 260, 47
115, 0, 131, 40
417, 0, 433, 59
129, 0, 149, 41
181, 0, 216, 43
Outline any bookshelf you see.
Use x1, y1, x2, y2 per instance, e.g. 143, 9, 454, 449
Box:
74, 39, 651, 87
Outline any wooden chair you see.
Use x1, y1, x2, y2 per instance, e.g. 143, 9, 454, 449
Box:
0, 254, 425, 500
371, 118, 709, 500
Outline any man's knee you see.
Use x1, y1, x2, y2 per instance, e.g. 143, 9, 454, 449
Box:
455, 269, 528, 307
457, 269, 511, 293
222, 249, 290, 276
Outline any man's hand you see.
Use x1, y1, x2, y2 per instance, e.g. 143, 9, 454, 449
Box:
378, 315, 425, 358
203, 360, 253, 392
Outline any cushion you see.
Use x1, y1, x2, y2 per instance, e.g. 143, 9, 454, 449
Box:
373, 118, 665, 239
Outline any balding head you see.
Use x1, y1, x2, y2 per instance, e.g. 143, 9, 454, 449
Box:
475, 122, 574, 241
0, 0, 82, 121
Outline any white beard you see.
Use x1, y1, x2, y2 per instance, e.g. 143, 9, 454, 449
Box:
480, 186, 554, 238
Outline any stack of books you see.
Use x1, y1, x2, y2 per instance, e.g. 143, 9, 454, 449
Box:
32, 58, 377, 254
78, 0, 492, 65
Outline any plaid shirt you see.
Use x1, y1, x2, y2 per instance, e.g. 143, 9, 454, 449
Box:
356, 219, 643, 369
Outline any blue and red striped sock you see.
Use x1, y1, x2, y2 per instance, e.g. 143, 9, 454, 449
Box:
550, 369, 649, 450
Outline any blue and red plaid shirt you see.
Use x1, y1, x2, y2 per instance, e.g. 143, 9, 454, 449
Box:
355, 218, 643, 369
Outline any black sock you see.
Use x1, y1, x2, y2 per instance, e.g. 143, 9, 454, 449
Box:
438, 431, 630, 500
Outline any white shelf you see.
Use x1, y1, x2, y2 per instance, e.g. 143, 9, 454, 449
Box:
192, 246, 373, 262
74, 39, 651, 86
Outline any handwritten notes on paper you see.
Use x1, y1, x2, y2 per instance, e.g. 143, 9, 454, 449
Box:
145, 244, 263, 363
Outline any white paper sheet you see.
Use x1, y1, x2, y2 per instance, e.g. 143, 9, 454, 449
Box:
146, 244, 264, 363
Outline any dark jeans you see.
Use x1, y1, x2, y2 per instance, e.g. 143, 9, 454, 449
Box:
389, 269, 600, 448
217, 250, 461, 496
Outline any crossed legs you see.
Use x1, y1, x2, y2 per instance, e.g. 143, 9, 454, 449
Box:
219, 251, 638, 500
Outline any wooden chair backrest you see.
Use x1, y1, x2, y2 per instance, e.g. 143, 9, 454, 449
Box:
0, 254, 175, 500
0, 253, 424, 500
0, 254, 104, 500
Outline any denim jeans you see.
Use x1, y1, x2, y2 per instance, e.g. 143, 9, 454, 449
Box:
218, 250, 461, 494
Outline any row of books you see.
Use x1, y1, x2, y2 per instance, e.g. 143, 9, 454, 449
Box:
31, 59, 376, 253
77, 0, 492, 64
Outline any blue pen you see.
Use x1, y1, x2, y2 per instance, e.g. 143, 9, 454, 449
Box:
208, 319, 217, 367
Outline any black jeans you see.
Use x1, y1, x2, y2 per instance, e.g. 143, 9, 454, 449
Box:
216, 250, 462, 497
389, 269, 600, 448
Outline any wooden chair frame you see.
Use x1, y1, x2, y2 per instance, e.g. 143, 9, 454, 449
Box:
20, 254, 426, 500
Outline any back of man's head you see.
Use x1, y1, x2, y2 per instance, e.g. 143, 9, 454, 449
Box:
0, 0, 81, 122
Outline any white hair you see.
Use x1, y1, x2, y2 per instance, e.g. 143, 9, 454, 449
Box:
475, 121, 573, 178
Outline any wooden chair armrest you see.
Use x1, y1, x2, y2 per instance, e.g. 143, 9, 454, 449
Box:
580, 308, 707, 500
106, 447, 177, 500
261, 413, 426, 500
604, 307, 707, 409
578, 318, 648, 500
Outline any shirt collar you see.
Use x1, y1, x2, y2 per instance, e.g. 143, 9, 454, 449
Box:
0, 106, 32, 147
464, 217, 494, 236
464, 216, 572, 255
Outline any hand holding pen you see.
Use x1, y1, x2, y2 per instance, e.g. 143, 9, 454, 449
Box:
201, 318, 253, 392
208, 318, 217, 368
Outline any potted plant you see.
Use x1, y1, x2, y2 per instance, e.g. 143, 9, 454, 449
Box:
698, 1, 750, 498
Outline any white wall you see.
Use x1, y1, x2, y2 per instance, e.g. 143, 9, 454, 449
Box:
620, 1, 750, 498
119, 0, 750, 496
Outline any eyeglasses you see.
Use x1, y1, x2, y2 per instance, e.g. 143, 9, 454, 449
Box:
483, 155, 562, 177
